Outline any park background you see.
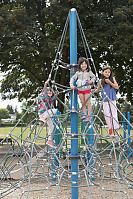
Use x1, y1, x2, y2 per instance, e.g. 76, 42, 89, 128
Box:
0, 1, 133, 199
0, 0, 133, 127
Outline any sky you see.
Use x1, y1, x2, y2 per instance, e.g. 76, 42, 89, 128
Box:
0, 97, 22, 113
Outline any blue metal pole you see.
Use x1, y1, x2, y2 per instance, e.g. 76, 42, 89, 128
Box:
127, 112, 131, 160
123, 113, 126, 155
70, 8, 78, 199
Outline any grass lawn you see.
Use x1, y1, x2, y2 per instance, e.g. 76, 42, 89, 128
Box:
100, 128, 133, 137
0, 126, 132, 137
0, 127, 22, 137
0, 126, 132, 141
0, 126, 47, 145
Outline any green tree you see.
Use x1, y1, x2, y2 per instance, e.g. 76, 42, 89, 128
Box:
0, 0, 133, 113
0, 108, 10, 123
20, 101, 38, 124
120, 102, 133, 122
6, 105, 14, 114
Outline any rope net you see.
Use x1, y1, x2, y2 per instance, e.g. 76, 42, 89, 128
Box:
0, 10, 133, 199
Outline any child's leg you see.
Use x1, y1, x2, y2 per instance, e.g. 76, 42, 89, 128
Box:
103, 102, 112, 129
84, 93, 91, 115
39, 113, 46, 122
39, 109, 57, 140
109, 101, 119, 130
79, 94, 86, 115
46, 119, 55, 148
47, 108, 57, 116
45, 109, 57, 140
46, 109, 58, 148
40, 109, 57, 121
47, 118, 55, 141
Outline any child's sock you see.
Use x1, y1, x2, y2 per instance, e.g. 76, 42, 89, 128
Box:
46, 140, 56, 148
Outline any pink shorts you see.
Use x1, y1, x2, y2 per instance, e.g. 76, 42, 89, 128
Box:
78, 89, 91, 94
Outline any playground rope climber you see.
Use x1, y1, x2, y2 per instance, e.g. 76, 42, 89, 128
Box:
0, 8, 133, 199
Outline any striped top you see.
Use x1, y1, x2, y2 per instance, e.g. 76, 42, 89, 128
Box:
38, 88, 55, 115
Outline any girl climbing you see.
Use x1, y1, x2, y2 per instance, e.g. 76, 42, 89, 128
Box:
38, 80, 57, 147
70, 57, 95, 120
94, 65, 119, 136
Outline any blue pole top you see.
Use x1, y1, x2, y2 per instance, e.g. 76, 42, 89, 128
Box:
70, 9, 77, 66
70, 8, 76, 11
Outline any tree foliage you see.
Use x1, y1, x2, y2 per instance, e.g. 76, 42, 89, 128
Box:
120, 101, 133, 122
0, 108, 10, 122
0, 0, 133, 113
6, 105, 14, 114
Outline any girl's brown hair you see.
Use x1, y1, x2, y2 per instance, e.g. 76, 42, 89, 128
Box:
78, 57, 90, 71
101, 65, 114, 87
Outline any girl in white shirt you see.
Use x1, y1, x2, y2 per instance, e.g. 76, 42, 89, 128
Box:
70, 57, 95, 120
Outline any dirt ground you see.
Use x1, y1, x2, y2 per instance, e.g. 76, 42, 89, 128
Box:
1, 136, 133, 199
1, 164, 133, 199
2, 180, 133, 199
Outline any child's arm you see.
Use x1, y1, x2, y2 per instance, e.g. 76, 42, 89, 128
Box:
105, 77, 119, 90
89, 71, 96, 85
70, 72, 78, 89
94, 80, 101, 93
43, 79, 49, 95
44, 79, 49, 86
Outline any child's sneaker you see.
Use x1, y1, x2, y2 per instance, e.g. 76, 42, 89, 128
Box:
109, 129, 113, 135
39, 118, 45, 123
82, 115, 91, 122
109, 129, 117, 137
81, 115, 87, 120
46, 141, 56, 148
113, 129, 118, 136
84, 117, 90, 122
39, 120, 44, 125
